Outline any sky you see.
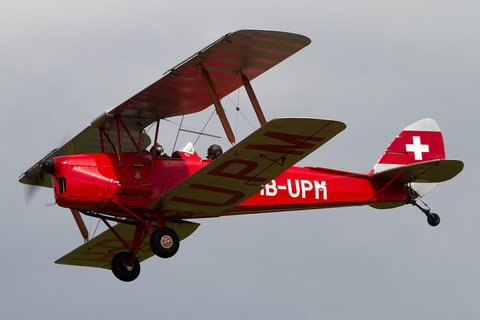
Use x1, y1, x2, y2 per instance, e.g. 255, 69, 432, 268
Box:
2, 1, 479, 319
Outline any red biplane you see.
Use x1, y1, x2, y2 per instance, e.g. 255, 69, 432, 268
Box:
19, 30, 464, 282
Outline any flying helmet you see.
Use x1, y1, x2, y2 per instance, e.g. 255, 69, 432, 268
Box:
207, 144, 222, 159
150, 143, 164, 157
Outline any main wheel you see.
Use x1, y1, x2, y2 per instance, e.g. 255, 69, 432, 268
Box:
111, 252, 141, 282
150, 227, 180, 258
427, 213, 441, 227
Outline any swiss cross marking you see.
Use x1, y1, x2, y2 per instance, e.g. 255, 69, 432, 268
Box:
406, 136, 429, 160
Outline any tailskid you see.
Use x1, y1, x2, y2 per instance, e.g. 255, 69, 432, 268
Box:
406, 188, 441, 227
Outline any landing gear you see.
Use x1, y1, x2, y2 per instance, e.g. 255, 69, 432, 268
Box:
150, 227, 180, 258
407, 189, 441, 227
111, 252, 141, 282
427, 213, 441, 227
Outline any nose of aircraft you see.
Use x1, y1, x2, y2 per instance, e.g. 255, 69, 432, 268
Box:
41, 159, 55, 175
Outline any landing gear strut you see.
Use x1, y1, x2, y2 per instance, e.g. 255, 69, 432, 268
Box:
407, 189, 441, 227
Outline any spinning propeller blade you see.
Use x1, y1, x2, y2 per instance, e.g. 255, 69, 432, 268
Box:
22, 130, 72, 204
23, 168, 47, 205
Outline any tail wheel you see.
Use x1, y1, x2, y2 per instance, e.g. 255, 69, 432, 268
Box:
407, 189, 441, 227
150, 227, 180, 258
427, 213, 441, 227
111, 252, 141, 282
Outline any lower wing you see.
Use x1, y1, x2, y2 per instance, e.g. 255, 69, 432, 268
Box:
148, 118, 346, 213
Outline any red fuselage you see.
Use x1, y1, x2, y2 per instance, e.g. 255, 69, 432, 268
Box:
50, 152, 408, 219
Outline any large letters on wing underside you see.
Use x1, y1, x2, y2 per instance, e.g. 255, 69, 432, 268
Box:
147, 118, 346, 213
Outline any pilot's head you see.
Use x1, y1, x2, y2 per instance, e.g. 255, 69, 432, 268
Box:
151, 143, 165, 158
207, 144, 222, 160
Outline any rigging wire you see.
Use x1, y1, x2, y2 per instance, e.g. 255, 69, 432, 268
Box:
192, 109, 217, 147
161, 118, 220, 139
213, 72, 256, 132
171, 67, 198, 154
91, 218, 101, 239
160, 66, 199, 195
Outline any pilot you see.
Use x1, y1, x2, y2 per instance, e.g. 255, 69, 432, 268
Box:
150, 143, 169, 158
207, 144, 222, 160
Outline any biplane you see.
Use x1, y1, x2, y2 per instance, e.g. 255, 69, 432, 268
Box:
19, 30, 464, 282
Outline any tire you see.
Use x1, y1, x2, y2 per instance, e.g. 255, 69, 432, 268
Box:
150, 227, 180, 258
111, 252, 141, 282
427, 213, 441, 227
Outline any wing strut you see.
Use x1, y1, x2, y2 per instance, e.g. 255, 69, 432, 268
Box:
240, 72, 267, 126
116, 117, 149, 167
151, 118, 160, 169
200, 65, 235, 145
71, 209, 89, 242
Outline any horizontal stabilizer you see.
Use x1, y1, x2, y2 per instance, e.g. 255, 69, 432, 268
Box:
55, 220, 199, 269
370, 159, 464, 184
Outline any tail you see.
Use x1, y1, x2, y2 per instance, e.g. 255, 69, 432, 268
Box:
373, 118, 445, 173
371, 118, 463, 198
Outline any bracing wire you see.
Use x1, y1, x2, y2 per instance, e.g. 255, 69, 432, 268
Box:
213, 72, 256, 132
160, 66, 199, 195
91, 219, 101, 239
171, 66, 199, 154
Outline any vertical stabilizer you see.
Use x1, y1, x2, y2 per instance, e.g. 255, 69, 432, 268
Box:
372, 118, 446, 197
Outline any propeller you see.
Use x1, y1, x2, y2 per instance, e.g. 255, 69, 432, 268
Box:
22, 130, 71, 205
22, 130, 90, 241
22, 160, 52, 205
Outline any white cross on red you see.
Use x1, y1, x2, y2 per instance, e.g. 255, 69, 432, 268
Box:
406, 136, 429, 160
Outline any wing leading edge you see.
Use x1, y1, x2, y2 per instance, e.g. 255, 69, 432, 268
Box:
148, 118, 346, 214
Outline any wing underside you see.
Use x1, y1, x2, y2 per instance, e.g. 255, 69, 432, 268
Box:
55, 220, 200, 269
148, 118, 346, 214
101, 29, 311, 122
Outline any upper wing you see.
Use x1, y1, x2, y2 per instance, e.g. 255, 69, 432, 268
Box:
96, 29, 311, 124
55, 220, 199, 269
20, 29, 310, 188
148, 118, 346, 213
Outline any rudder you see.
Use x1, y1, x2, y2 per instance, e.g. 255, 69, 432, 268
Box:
373, 118, 445, 174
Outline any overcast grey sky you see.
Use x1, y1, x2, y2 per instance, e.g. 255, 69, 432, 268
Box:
2, 1, 479, 319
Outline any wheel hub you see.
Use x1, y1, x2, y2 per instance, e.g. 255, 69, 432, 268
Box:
123, 261, 134, 272
160, 235, 173, 249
